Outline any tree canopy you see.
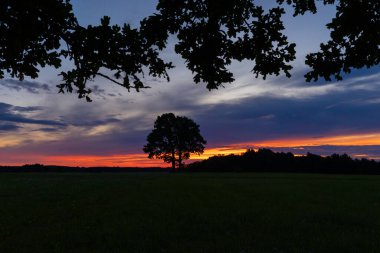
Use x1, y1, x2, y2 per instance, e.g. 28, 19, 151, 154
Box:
143, 113, 206, 171
1, 0, 379, 100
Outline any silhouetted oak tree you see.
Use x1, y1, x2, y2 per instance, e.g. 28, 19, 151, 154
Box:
1, 0, 380, 100
143, 113, 206, 171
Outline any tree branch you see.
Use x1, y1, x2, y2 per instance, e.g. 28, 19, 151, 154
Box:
95, 72, 151, 91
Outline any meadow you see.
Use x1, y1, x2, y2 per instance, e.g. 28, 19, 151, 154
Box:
1, 172, 380, 253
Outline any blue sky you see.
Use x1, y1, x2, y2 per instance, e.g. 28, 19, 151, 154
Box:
1, 1, 380, 166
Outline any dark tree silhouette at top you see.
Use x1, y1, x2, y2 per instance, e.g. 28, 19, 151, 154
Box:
1, 0, 380, 100
0, 0, 172, 101
143, 113, 206, 171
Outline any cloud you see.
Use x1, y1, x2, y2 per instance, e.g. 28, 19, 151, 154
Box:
36, 128, 62, 132
70, 117, 121, 127
0, 123, 20, 131
0, 79, 51, 94
0, 102, 66, 127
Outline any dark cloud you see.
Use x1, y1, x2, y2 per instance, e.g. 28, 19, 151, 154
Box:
91, 85, 106, 96
0, 102, 41, 112
89, 85, 122, 98
0, 79, 51, 94
36, 128, 62, 132
0, 123, 20, 131
12, 105, 42, 112
0, 102, 66, 127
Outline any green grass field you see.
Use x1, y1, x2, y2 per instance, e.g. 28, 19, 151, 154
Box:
1, 173, 380, 253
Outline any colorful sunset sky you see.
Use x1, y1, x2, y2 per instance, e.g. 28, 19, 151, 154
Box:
2, 1, 380, 167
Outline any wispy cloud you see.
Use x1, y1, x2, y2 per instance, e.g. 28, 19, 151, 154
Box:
0, 102, 66, 127
0, 123, 20, 131
0, 79, 51, 94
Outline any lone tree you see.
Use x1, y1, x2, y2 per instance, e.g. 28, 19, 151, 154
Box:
143, 113, 206, 171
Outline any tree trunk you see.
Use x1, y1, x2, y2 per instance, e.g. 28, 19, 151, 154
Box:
171, 150, 176, 172
178, 150, 183, 170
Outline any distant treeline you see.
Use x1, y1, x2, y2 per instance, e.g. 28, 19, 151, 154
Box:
185, 149, 380, 174
0, 164, 169, 173
2, 149, 380, 174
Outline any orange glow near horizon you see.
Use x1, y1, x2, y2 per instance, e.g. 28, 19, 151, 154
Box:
3, 132, 380, 167
1, 154, 168, 168
192, 132, 380, 160
251, 133, 380, 147
43, 154, 168, 167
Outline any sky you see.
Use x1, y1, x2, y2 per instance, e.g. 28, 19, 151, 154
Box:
2, 1, 380, 167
